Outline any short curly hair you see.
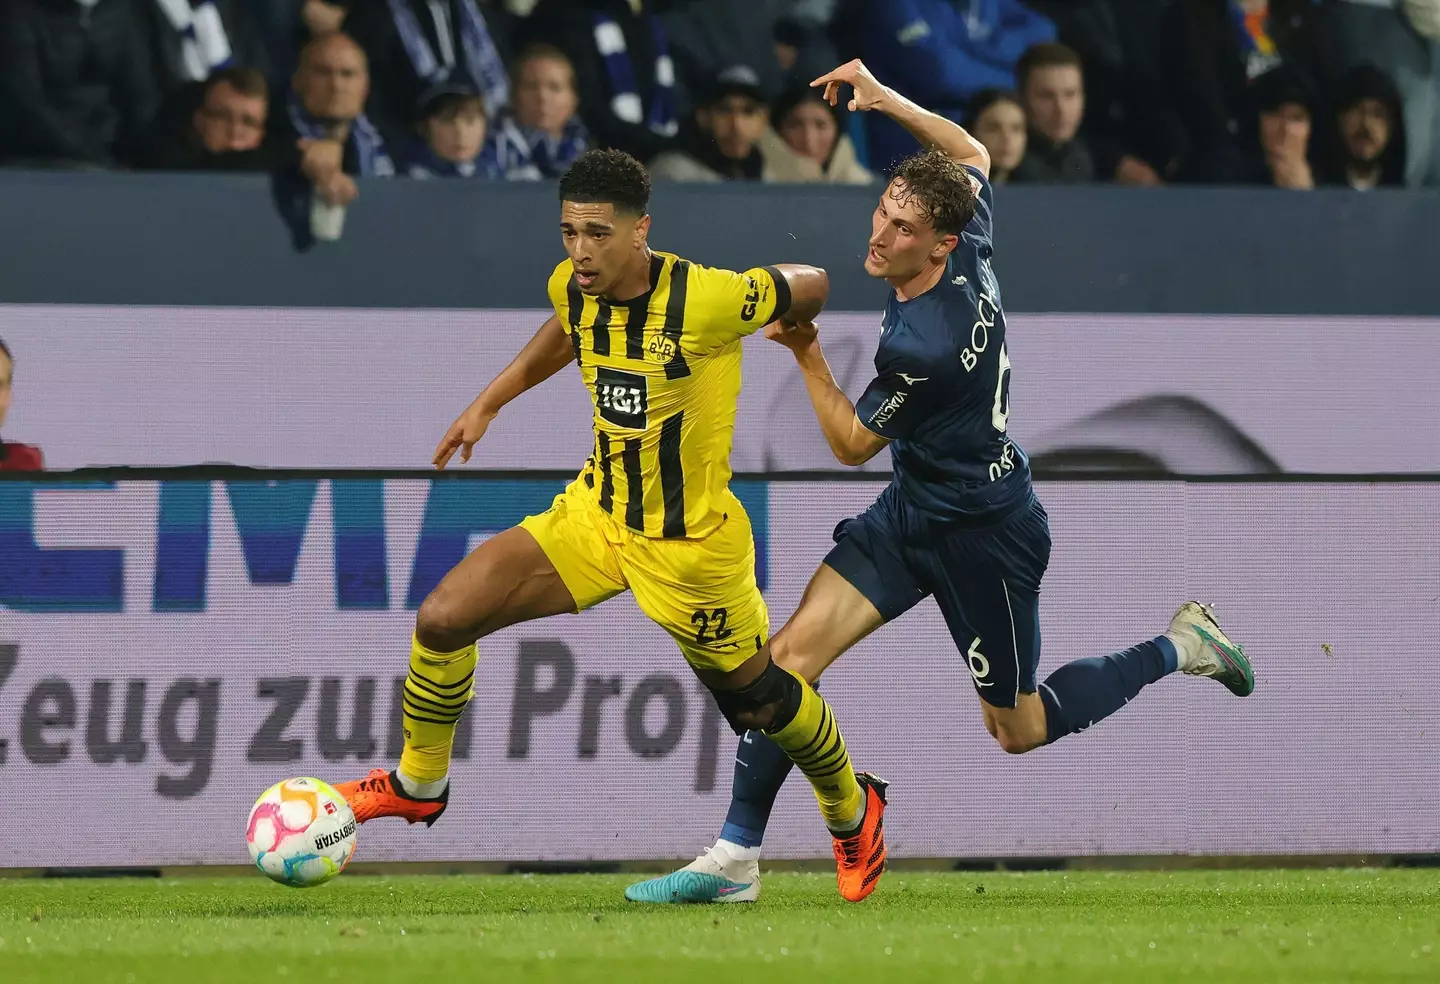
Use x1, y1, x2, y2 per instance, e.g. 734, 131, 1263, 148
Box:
559, 148, 651, 216
888, 151, 979, 237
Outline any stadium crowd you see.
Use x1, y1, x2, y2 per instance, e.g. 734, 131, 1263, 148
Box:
1, 0, 1438, 198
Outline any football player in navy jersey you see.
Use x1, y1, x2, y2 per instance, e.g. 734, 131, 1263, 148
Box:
626, 60, 1254, 906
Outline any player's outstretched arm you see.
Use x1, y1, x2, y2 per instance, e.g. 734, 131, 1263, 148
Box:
433, 314, 575, 469
766, 320, 890, 467
812, 60, 990, 178
768, 263, 829, 326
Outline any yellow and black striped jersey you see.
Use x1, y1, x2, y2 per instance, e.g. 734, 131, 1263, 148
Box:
547, 250, 789, 539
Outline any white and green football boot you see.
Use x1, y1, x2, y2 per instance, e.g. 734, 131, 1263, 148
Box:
624, 845, 760, 904
1164, 601, 1254, 696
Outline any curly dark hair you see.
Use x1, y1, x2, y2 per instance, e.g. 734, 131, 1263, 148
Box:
559, 148, 651, 216
888, 151, 978, 237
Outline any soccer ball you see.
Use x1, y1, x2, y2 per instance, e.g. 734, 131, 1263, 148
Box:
245, 777, 357, 887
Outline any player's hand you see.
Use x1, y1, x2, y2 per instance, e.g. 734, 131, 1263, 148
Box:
764, 318, 819, 352
810, 59, 891, 113
433, 402, 497, 470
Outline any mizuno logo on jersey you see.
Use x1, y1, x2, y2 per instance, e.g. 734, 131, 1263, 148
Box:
898, 373, 929, 385
952, 275, 967, 286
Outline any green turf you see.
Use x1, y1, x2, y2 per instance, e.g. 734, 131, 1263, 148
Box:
1, 869, 1436, 983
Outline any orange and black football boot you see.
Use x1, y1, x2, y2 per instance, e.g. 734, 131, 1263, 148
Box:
832, 772, 888, 902
333, 769, 448, 826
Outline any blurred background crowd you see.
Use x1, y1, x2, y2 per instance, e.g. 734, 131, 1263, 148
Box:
2, 0, 1438, 202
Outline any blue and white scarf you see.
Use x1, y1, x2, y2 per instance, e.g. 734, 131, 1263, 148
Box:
593, 12, 677, 138
405, 138, 504, 179
288, 96, 396, 178
488, 108, 589, 180
388, 0, 509, 113
154, 0, 233, 81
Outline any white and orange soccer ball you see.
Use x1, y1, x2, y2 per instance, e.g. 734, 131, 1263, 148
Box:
245, 777, 358, 887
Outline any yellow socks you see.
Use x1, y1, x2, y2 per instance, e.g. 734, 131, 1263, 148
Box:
767, 670, 864, 834
397, 635, 477, 785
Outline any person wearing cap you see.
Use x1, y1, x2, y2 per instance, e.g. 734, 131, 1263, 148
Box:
405, 81, 503, 178
1245, 67, 1315, 189
344, 0, 514, 142
1321, 64, 1407, 190
0, 338, 43, 473
648, 65, 775, 182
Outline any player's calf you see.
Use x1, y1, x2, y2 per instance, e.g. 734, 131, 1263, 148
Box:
336, 526, 578, 825
1034, 602, 1253, 747
708, 655, 883, 901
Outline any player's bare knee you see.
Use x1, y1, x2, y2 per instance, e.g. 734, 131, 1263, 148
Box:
415, 590, 482, 651
768, 639, 819, 685
768, 628, 828, 685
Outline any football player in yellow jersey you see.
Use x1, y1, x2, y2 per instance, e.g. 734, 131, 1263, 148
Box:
334, 149, 889, 902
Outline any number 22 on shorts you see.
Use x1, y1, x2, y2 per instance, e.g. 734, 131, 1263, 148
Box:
691, 607, 732, 644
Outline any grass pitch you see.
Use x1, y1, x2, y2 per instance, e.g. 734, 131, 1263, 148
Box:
1, 869, 1436, 983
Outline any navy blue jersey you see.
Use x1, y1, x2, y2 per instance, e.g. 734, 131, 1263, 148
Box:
854, 165, 1032, 525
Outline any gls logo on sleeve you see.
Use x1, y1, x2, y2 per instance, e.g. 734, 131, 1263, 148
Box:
595, 367, 648, 429
740, 275, 770, 322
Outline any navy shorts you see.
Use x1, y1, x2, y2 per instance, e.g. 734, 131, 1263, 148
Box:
824, 485, 1052, 709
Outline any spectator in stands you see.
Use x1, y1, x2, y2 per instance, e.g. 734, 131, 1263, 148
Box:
1321, 0, 1440, 187
843, 0, 1056, 170
1011, 43, 1159, 185
649, 65, 772, 182
1246, 67, 1316, 189
0, 0, 160, 167
0, 338, 43, 473
524, 0, 679, 162
145, 67, 274, 170
346, 0, 513, 140
1321, 65, 1406, 190
1163, 0, 1323, 183
967, 89, 1027, 184
488, 43, 589, 179
1024, 0, 1188, 180
760, 84, 873, 184
274, 32, 394, 212
137, 2, 272, 168
405, 81, 502, 177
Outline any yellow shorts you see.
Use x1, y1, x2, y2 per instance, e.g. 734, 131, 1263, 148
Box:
519, 480, 768, 673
